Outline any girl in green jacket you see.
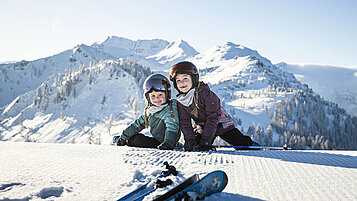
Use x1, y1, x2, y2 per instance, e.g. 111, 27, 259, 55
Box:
113, 74, 180, 150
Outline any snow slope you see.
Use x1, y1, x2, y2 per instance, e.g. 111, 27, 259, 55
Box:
0, 44, 115, 108
0, 59, 147, 144
276, 63, 357, 117
1, 142, 356, 201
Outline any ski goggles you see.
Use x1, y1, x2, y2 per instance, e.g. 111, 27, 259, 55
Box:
144, 78, 169, 93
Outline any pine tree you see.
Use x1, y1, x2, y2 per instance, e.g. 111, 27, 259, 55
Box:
107, 114, 114, 135
255, 124, 262, 145
266, 124, 273, 146
132, 99, 139, 113
19, 112, 24, 132
247, 122, 256, 138
101, 95, 106, 105
73, 85, 76, 98
88, 131, 94, 144
238, 118, 242, 126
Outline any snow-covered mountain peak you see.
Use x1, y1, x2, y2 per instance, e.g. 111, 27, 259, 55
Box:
92, 36, 169, 57
72, 45, 81, 54
213, 42, 263, 61
99, 36, 133, 47
189, 41, 272, 73
172, 39, 198, 53
146, 39, 199, 66
72, 44, 91, 54
224, 41, 245, 49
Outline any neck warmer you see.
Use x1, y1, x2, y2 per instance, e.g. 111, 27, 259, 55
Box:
177, 88, 195, 107
146, 103, 168, 115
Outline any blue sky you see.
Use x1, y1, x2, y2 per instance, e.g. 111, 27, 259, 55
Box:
0, 0, 356, 66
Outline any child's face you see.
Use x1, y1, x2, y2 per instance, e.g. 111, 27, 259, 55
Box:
175, 74, 193, 93
148, 90, 166, 106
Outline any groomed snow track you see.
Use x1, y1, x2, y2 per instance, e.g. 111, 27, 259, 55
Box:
1, 142, 356, 201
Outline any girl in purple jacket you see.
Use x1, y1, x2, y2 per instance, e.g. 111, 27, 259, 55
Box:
169, 61, 253, 151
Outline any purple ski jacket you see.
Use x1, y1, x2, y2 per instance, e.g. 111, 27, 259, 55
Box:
177, 82, 235, 143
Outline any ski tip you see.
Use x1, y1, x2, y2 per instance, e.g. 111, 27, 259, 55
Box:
209, 170, 228, 192
221, 171, 228, 191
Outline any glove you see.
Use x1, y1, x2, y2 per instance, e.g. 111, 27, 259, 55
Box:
157, 142, 173, 150
198, 140, 215, 151
116, 137, 127, 146
113, 136, 120, 144
193, 125, 203, 135
184, 139, 198, 151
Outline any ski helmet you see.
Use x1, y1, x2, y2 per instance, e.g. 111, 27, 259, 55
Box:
143, 74, 171, 103
169, 61, 199, 91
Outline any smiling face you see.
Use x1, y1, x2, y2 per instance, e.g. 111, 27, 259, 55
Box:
175, 74, 193, 93
148, 90, 166, 106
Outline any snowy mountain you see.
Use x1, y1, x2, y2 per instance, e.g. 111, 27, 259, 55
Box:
188, 42, 293, 127
0, 59, 150, 144
1, 36, 356, 150
0, 44, 115, 108
91, 36, 169, 58
276, 62, 357, 117
91, 36, 198, 71
0, 36, 196, 110
147, 39, 199, 66
187, 42, 357, 149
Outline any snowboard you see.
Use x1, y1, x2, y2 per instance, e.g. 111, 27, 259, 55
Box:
154, 170, 228, 201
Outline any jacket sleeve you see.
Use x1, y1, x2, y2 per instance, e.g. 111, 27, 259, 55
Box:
121, 114, 145, 140
200, 89, 220, 142
163, 100, 180, 148
177, 101, 195, 141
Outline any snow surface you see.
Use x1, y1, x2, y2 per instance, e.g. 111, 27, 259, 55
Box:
1, 142, 356, 201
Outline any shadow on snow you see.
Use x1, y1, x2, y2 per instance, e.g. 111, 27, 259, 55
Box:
215, 149, 357, 169
207, 192, 264, 201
